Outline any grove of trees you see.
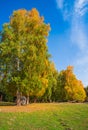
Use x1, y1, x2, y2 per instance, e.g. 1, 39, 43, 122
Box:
0, 8, 86, 105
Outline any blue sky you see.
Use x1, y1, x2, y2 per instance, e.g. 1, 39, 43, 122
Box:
0, 0, 88, 86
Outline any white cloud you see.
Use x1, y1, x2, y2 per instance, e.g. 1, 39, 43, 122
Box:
74, 0, 88, 16
71, 0, 88, 51
71, 0, 88, 86
71, 18, 87, 51
56, 0, 88, 86
56, 0, 72, 20
56, 0, 88, 50
56, 0, 64, 9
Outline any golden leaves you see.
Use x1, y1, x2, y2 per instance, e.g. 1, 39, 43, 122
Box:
64, 66, 86, 101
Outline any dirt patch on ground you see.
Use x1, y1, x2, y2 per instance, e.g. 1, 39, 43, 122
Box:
0, 103, 54, 113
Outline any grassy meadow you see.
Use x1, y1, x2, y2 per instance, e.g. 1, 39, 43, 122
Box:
0, 103, 88, 130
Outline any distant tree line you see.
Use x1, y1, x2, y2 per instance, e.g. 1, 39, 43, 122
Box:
0, 8, 87, 105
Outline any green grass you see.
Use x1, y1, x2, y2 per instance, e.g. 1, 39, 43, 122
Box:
0, 103, 88, 130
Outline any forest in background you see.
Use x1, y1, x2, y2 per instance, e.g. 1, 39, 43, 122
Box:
0, 8, 88, 105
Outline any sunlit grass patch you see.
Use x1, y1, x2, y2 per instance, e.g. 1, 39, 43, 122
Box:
0, 103, 88, 130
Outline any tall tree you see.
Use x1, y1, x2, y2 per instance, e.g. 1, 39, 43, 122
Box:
56, 66, 86, 102
0, 8, 50, 105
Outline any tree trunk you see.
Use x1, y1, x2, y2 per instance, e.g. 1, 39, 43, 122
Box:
34, 97, 37, 103
0, 95, 3, 102
26, 96, 29, 105
16, 91, 21, 106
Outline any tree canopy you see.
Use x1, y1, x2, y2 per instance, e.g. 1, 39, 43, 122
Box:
0, 8, 51, 105
56, 66, 86, 102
